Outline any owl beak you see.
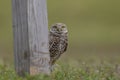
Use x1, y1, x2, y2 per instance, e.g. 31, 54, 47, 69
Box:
59, 28, 62, 31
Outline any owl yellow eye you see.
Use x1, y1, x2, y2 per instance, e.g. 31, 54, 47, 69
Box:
61, 26, 65, 28
53, 26, 57, 28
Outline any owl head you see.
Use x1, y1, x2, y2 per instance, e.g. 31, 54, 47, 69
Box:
50, 23, 68, 34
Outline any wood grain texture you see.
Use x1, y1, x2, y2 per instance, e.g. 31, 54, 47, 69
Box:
28, 0, 50, 75
12, 0, 50, 76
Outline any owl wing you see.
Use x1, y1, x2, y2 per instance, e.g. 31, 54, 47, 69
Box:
60, 37, 68, 54
49, 33, 59, 57
49, 33, 68, 65
49, 34, 60, 65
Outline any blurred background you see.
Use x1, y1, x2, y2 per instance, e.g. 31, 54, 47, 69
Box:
0, 0, 120, 64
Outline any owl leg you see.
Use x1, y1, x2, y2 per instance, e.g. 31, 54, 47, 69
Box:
50, 65, 54, 72
50, 64, 60, 72
49, 59, 55, 72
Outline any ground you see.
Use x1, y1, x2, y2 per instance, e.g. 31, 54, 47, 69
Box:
0, 60, 120, 80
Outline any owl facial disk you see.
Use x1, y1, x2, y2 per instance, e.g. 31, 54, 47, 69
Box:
50, 23, 68, 34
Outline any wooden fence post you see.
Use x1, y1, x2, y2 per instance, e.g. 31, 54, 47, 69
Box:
12, 0, 50, 76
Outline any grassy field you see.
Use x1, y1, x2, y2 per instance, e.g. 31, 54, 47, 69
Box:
0, 61, 120, 80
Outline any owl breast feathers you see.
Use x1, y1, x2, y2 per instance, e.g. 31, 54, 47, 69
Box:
49, 23, 68, 65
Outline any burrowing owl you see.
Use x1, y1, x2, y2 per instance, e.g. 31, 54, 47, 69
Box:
49, 23, 68, 69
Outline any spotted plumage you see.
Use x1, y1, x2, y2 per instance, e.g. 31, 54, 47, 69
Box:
49, 23, 68, 69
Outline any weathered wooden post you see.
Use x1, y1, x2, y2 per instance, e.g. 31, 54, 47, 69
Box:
12, 0, 50, 76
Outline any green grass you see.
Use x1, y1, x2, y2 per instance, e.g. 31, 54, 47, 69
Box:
0, 61, 120, 80
0, 0, 120, 63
